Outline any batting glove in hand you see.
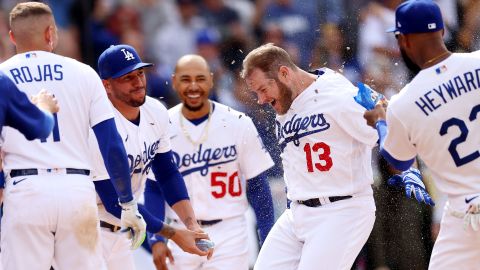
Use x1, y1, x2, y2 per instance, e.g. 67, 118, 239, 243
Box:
120, 199, 147, 249
388, 168, 435, 206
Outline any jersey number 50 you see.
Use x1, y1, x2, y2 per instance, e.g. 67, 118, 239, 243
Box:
211, 171, 242, 198
303, 142, 333, 172
440, 104, 480, 167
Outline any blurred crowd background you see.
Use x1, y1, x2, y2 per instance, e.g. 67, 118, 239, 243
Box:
0, 0, 478, 269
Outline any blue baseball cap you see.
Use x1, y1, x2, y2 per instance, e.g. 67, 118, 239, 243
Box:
98, 44, 153, 79
387, 0, 444, 34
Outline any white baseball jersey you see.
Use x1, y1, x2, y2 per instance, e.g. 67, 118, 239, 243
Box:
276, 68, 378, 201
166, 102, 274, 220
0, 51, 113, 171
384, 53, 480, 196
89, 96, 171, 226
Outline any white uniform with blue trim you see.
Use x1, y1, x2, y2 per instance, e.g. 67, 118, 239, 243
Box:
89, 96, 171, 270
383, 53, 480, 269
255, 68, 377, 270
165, 101, 274, 270
0, 51, 113, 270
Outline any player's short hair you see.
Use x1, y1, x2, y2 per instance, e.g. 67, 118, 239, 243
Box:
9, 2, 53, 27
241, 43, 297, 80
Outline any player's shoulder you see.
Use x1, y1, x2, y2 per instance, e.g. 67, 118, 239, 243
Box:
315, 68, 356, 95
213, 101, 250, 121
143, 96, 168, 115
168, 103, 182, 116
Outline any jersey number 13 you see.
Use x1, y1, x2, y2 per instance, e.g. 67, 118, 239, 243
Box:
303, 142, 333, 172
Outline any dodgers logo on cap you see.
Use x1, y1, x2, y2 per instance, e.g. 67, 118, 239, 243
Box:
98, 44, 153, 79
387, 0, 444, 34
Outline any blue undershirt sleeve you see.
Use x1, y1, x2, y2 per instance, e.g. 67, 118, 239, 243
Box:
144, 178, 167, 246
4, 73, 54, 140
376, 120, 415, 171
151, 151, 189, 205
94, 179, 164, 234
246, 172, 275, 245
92, 119, 133, 203
0, 171, 4, 188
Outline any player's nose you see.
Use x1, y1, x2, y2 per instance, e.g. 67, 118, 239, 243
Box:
256, 93, 269, 105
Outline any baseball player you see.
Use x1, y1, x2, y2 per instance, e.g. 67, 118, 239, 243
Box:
364, 1, 480, 269
146, 54, 275, 270
0, 3, 145, 270
90, 45, 213, 270
241, 44, 378, 270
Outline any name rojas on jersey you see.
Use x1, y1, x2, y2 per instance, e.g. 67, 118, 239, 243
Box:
8, 64, 63, 84
276, 113, 331, 151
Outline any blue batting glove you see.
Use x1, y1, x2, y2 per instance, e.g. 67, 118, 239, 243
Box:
354, 82, 385, 110
388, 168, 435, 206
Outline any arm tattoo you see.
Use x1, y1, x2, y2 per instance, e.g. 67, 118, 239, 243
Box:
159, 224, 176, 239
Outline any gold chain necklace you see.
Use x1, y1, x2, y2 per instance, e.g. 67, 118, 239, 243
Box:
179, 102, 212, 146
424, 51, 450, 66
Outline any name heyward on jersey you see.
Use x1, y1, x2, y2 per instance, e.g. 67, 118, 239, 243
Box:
415, 68, 480, 116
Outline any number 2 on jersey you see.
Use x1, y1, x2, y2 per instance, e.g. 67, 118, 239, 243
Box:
211, 171, 242, 198
303, 142, 333, 172
40, 113, 60, 142
439, 104, 480, 167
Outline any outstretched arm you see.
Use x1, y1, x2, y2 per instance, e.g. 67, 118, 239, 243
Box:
246, 171, 275, 245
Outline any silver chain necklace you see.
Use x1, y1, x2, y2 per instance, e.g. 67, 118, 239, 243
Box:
179, 102, 212, 146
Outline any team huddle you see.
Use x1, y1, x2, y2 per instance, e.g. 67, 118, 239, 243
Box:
0, 1, 479, 270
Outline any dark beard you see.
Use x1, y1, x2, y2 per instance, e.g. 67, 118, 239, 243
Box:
112, 91, 146, 107
276, 79, 293, 115
400, 48, 421, 76
128, 96, 146, 107
183, 101, 203, 112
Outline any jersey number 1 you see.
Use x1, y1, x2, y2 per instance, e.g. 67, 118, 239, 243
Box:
303, 142, 333, 172
40, 113, 60, 142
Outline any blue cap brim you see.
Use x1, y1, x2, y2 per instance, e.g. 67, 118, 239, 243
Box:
386, 26, 397, 33
110, 62, 154, 79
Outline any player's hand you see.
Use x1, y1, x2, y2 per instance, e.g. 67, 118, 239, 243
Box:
388, 167, 435, 206
463, 204, 480, 231
363, 104, 386, 128
170, 227, 213, 258
354, 82, 385, 110
120, 199, 147, 249
151, 241, 174, 270
32, 89, 59, 113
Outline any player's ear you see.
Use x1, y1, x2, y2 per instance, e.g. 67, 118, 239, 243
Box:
8, 30, 16, 46
278, 66, 289, 84
102, 80, 111, 93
